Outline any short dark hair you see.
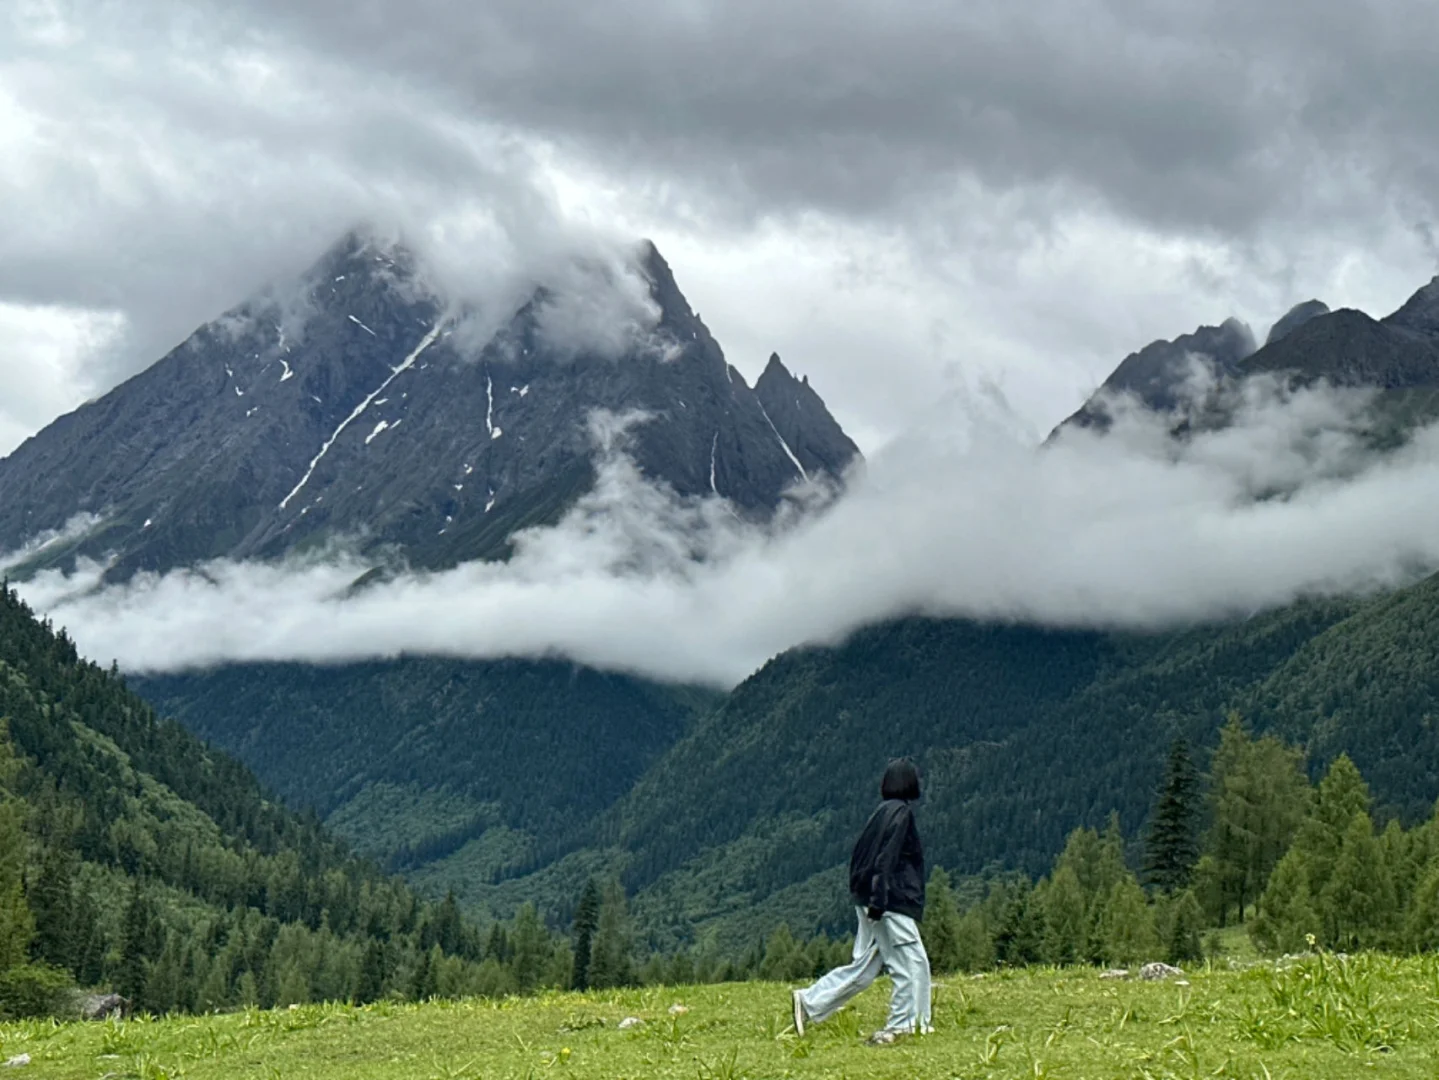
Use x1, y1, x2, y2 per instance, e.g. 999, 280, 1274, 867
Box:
881, 758, 920, 801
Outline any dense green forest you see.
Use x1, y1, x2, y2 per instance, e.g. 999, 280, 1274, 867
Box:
0, 582, 576, 1017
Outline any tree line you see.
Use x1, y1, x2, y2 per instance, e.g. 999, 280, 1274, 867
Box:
902, 715, 1439, 975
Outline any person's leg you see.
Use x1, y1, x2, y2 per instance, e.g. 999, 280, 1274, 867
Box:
873, 913, 933, 1035
795, 908, 884, 1025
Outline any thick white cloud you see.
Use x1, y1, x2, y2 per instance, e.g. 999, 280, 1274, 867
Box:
14, 385, 1439, 687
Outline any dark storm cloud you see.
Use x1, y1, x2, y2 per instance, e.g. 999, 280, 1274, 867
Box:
2, 0, 1437, 458
0, 3, 633, 401
219, 0, 1439, 234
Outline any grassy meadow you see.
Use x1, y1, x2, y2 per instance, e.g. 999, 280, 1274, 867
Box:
7, 949, 1439, 1080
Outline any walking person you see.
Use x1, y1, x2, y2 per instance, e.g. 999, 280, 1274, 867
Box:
792, 758, 932, 1045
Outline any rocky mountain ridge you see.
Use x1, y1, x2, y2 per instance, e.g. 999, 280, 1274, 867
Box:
1053, 274, 1439, 439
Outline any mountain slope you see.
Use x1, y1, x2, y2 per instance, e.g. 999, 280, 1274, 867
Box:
136, 660, 718, 882
595, 569, 1439, 951
0, 582, 488, 1010
0, 233, 859, 580
424, 575, 1439, 952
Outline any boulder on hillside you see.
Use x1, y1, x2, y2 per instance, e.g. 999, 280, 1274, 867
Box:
76, 992, 131, 1021
1138, 962, 1184, 981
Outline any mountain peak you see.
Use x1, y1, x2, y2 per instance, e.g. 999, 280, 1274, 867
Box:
753, 352, 860, 479
1052, 317, 1255, 436
0, 230, 861, 579
760, 352, 793, 381
761, 352, 809, 388
1385, 275, 1439, 336
637, 239, 695, 325
1265, 299, 1330, 346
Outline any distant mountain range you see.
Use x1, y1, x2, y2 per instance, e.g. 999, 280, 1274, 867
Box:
1054, 275, 1439, 437
8, 239, 1439, 956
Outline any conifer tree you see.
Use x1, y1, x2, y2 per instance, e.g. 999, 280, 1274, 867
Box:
0, 725, 33, 974
410, 945, 435, 1001
953, 909, 995, 972
354, 939, 386, 1004
509, 903, 551, 993
759, 924, 810, 981
1320, 811, 1395, 950
587, 879, 635, 989
570, 878, 601, 991
142, 935, 185, 1014
1204, 714, 1310, 923
1098, 875, 1159, 965
484, 923, 511, 965
1250, 848, 1319, 956
1381, 818, 1419, 914
1294, 754, 1371, 894
994, 881, 1045, 967
117, 881, 159, 1001
1040, 866, 1087, 966
1165, 889, 1204, 965
921, 867, 964, 974
28, 843, 76, 973
1055, 819, 1127, 906
1404, 861, 1439, 952
1143, 739, 1202, 892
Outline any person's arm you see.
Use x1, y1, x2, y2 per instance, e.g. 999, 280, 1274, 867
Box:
868, 805, 911, 918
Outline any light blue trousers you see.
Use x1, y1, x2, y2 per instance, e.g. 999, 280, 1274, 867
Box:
796, 906, 933, 1034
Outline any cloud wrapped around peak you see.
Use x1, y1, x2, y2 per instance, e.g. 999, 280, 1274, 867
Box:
12, 379, 1439, 687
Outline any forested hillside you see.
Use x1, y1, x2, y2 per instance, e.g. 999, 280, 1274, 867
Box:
429, 576, 1439, 953
122, 566, 1439, 963
137, 662, 717, 886
0, 583, 521, 1015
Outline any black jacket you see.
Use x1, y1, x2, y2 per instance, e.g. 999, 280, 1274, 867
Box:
849, 798, 925, 921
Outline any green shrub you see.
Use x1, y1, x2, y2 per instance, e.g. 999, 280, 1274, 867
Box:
0, 962, 74, 1019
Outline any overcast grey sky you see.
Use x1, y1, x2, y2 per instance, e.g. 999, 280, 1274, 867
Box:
4, 0, 1439, 457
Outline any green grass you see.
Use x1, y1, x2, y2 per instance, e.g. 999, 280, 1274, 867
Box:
9, 953, 1439, 1079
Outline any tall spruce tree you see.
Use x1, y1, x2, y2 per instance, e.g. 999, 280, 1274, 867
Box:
1039, 866, 1087, 966
586, 879, 635, 989
117, 881, 161, 1002
509, 904, 551, 993
921, 867, 964, 973
570, 878, 601, 991
993, 881, 1045, 967
0, 726, 33, 973
1143, 739, 1202, 892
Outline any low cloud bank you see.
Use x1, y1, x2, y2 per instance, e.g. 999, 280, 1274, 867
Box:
10, 381, 1439, 687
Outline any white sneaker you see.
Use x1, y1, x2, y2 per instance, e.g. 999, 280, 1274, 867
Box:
792, 990, 807, 1037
